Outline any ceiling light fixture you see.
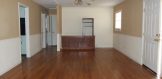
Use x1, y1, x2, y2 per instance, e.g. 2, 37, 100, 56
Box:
74, 0, 95, 6
74, 0, 83, 5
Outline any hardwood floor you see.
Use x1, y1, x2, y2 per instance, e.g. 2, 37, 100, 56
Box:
0, 47, 157, 79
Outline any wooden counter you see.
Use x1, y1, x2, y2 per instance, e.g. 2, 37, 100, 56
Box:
61, 36, 95, 50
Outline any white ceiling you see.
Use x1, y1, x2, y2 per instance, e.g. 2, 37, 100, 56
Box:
33, 0, 124, 9
33, 0, 56, 8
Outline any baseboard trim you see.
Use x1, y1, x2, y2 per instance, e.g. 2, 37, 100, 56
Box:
95, 47, 113, 49
29, 49, 43, 59
142, 65, 157, 75
0, 63, 22, 76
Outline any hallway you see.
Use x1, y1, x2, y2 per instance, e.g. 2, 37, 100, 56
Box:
0, 47, 156, 79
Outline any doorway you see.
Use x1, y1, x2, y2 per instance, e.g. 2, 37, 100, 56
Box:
41, 14, 57, 48
48, 15, 57, 46
18, 3, 30, 59
41, 13, 47, 48
142, 0, 161, 77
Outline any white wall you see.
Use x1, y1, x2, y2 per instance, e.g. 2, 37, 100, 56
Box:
113, 33, 143, 65
0, 38, 21, 75
62, 7, 113, 48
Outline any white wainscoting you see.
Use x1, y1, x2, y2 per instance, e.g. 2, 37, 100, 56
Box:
0, 34, 42, 76
57, 33, 61, 51
30, 34, 42, 57
0, 37, 21, 75
113, 33, 143, 65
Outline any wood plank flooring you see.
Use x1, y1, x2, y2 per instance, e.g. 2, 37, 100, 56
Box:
0, 47, 157, 79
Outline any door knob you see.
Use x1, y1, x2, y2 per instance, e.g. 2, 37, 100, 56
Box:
154, 38, 160, 42
156, 34, 160, 37
154, 34, 161, 42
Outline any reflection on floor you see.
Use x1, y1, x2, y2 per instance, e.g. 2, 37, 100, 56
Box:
0, 47, 156, 79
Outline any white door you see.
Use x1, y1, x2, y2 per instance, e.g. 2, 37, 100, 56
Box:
143, 0, 161, 73
50, 15, 57, 46
41, 13, 46, 48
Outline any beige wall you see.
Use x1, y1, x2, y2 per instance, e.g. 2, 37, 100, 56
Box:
113, 0, 143, 37
56, 5, 62, 34
49, 9, 56, 15
0, 0, 47, 40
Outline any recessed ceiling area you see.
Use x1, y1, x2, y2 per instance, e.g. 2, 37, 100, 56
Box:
33, 0, 124, 9
33, 0, 56, 8
59, 0, 124, 7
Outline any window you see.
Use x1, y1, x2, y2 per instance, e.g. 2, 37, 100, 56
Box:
115, 11, 122, 31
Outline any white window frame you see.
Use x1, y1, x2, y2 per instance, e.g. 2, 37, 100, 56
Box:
115, 11, 122, 31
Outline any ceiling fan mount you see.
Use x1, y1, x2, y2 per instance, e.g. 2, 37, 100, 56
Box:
74, 0, 95, 6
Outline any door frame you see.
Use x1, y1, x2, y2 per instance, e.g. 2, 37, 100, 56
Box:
18, 2, 31, 58
158, 0, 162, 77
142, 0, 162, 77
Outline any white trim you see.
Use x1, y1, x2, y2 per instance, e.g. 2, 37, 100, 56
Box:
114, 11, 122, 31
141, 0, 145, 66
157, 0, 162, 77
18, 2, 31, 58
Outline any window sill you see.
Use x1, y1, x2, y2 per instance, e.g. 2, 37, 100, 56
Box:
115, 29, 121, 32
